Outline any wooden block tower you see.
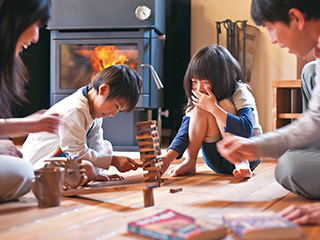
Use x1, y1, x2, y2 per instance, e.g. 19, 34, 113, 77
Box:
136, 120, 163, 183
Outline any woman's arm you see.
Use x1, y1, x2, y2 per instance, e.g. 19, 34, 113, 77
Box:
0, 110, 61, 137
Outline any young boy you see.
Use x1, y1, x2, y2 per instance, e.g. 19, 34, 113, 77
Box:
22, 64, 142, 183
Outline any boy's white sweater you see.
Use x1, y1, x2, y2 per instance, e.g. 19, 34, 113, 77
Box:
22, 88, 112, 170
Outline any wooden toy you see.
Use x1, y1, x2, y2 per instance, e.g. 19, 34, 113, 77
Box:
44, 156, 87, 188
169, 187, 183, 193
136, 120, 163, 184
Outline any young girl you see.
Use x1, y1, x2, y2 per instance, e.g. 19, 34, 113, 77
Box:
22, 64, 142, 184
160, 44, 262, 178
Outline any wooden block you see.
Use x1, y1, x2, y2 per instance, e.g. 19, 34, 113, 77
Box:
138, 147, 156, 153
143, 188, 155, 207
138, 141, 160, 149
143, 166, 161, 171
169, 187, 183, 193
143, 157, 157, 162
143, 172, 162, 178
138, 140, 155, 146
140, 153, 157, 159
136, 127, 157, 134
136, 120, 157, 127
145, 178, 164, 183
136, 135, 153, 140
138, 159, 157, 168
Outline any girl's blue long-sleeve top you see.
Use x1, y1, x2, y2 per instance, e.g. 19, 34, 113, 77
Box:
168, 107, 253, 158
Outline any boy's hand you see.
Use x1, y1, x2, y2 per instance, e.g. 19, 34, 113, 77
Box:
111, 156, 138, 172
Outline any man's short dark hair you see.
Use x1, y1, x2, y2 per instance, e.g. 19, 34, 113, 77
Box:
251, 0, 320, 26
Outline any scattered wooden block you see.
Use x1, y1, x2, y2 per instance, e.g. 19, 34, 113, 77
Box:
169, 187, 183, 193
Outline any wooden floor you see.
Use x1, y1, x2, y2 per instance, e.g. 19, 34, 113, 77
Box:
1, 156, 320, 240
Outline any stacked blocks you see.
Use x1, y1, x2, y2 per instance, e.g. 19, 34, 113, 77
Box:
136, 120, 163, 183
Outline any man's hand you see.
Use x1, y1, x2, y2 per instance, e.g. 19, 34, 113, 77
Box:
278, 203, 320, 225
217, 135, 260, 164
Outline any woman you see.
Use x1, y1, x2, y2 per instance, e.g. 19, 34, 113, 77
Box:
0, 0, 62, 202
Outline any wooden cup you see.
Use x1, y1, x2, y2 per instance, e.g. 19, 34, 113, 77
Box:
32, 167, 65, 208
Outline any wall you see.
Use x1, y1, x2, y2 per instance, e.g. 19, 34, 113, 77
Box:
191, 0, 297, 133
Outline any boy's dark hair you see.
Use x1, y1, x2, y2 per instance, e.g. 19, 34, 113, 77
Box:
0, 0, 51, 117
183, 44, 242, 111
89, 64, 142, 113
251, 0, 320, 26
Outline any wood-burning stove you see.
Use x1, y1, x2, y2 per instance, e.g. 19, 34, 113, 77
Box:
48, 0, 165, 150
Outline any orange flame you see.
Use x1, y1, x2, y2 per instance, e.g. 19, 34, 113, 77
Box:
74, 45, 137, 81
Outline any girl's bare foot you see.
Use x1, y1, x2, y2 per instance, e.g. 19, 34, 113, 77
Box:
168, 158, 196, 177
233, 160, 252, 178
233, 168, 252, 178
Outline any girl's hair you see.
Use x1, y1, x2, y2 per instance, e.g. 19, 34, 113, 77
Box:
251, 0, 320, 26
0, 0, 51, 117
183, 44, 242, 111
89, 64, 142, 113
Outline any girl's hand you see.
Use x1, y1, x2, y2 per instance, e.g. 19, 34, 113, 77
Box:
191, 86, 217, 113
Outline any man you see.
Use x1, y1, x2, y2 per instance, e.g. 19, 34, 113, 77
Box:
217, 0, 320, 225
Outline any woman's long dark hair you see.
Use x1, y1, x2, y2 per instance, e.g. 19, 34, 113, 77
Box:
183, 44, 242, 112
0, 0, 51, 117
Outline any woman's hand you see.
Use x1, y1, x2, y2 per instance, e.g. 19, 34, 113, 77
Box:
23, 110, 63, 134
0, 109, 65, 137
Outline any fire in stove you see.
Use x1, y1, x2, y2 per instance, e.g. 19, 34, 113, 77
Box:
74, 45, 138, 81
60, 44, 138, 89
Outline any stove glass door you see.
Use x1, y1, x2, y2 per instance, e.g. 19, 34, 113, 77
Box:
60, 44, 138, 89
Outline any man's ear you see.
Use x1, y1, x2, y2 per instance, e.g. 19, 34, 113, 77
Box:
289, 8, 306, 30
98, 83, 110, 97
